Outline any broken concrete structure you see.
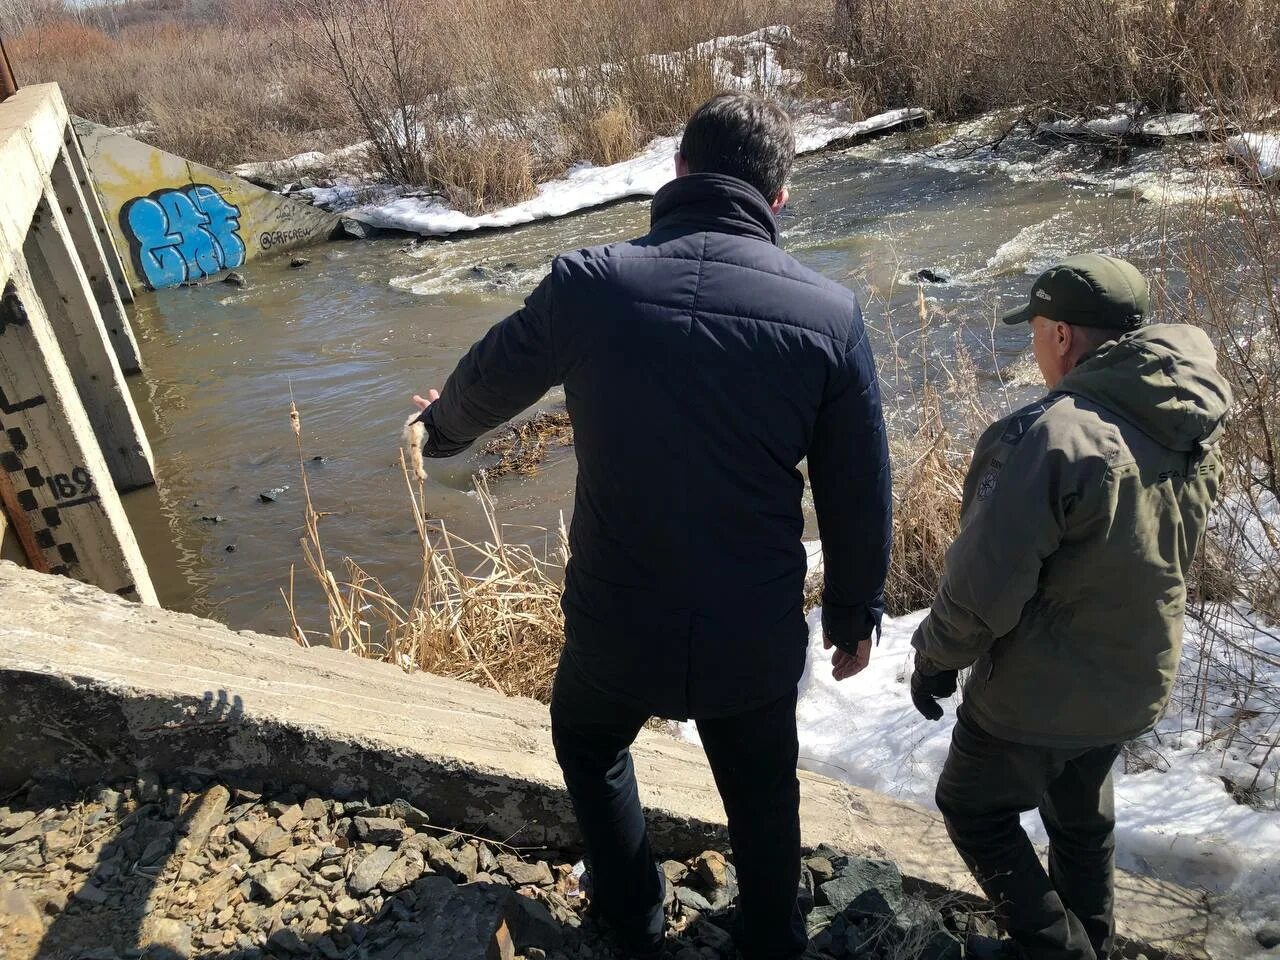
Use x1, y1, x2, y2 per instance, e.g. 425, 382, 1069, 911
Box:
73, 119, 340, 291
0, 562, 1243, 958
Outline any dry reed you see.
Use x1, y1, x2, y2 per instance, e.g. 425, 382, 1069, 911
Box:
284, 401, 567, 703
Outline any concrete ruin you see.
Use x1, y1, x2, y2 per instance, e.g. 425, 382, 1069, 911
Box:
72, 120, 339, 291
0, 562, 1248, 958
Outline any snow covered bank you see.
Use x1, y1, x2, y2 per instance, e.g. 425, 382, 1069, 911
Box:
699, 596, 1279, 953
862, 107, 1278, 204
292, 108, 926, 237
1226, 133, 1280, 182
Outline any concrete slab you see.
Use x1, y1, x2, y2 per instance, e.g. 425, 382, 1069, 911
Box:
0, 563, 1233, 958
73, 119, 340, 291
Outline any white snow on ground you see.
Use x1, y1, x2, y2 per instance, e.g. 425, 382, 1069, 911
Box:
298, 109, 925, 236
681, 526, 1280, 951
681, 595, 1280, 950
1226, 133, 1280, 181
863, 108, 1279, 205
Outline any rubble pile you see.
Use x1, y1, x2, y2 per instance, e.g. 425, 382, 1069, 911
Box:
0, 774, 991, 959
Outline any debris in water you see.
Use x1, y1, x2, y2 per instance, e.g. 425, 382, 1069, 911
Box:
222, 271, 247, 287
258, 486, 289, 503
289, 257, 311, 269
198, 515, 226, 524
480, 412, 574, 480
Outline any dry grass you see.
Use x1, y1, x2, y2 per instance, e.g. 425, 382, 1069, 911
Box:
8, 16, 352, 168
284, 402, 566, 703
7, 0, 1277, 209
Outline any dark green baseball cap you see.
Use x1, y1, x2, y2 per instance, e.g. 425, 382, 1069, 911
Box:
1001, 253, 1149, 330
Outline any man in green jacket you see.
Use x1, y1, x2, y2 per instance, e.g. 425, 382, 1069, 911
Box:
910, 254, 1232, 960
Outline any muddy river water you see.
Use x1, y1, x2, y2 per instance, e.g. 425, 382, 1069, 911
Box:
121, 132, 1194, 633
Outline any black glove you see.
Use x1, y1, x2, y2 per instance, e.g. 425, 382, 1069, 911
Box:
910, 662, 958, 721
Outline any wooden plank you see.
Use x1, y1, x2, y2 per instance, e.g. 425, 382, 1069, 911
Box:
24, 189, 155, 491
0, 255, 156, 603
50, 147, 142, 373
63, 125, 136, 307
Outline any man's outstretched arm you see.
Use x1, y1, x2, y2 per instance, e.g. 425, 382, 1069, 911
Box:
414, 267, 561, 457
807, 320, 892, 679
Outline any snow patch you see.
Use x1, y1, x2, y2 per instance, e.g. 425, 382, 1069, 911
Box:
304, 109, 924, 237
1226, 133, 1280, 181
680, 535, 1280, 949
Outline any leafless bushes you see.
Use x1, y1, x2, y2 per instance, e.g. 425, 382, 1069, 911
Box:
8, 17, 349, 167
810, 0, 1280, 120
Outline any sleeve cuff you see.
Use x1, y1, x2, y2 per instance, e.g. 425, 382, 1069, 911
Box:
821, 597, 884, 655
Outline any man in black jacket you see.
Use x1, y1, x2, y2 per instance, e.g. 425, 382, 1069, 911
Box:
410, 92, 892, 959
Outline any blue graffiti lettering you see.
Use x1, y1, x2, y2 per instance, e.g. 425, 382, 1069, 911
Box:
121, 184, 246, 290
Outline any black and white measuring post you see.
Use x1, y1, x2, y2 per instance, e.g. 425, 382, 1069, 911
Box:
0, 83, 157, 603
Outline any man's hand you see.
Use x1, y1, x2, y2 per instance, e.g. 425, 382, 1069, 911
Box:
910, 658, 958, 721
411, 389, 440, 413
824, 633, 872, 681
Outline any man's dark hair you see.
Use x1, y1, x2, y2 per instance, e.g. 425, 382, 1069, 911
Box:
679, 92, 795, 202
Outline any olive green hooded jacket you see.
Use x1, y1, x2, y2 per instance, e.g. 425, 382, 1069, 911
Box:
912, 324, 1232, 748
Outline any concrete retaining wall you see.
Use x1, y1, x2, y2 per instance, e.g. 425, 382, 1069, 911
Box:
0, 562, 1229, 958
72, 120, 339, 291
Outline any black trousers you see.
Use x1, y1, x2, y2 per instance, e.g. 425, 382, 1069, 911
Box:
550, 651, 807, 960
936, 706, 1121, 960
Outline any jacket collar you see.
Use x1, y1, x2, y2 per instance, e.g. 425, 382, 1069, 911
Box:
649, 173, 780, 245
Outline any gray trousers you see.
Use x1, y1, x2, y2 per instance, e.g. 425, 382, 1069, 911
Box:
936, 705, 1121, 960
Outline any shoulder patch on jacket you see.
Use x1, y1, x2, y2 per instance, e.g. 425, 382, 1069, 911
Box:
976, 458, 1004, 502
999, 394, 1067, 446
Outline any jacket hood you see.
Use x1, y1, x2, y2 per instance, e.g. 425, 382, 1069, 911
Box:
1056, 323, 1233, 453
650, 173, 779, 245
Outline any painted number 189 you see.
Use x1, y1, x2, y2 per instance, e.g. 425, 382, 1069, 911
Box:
46, 467, 93, 500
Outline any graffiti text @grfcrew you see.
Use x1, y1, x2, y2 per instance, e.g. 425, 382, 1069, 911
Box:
120, 184, 246, 289
259, 228, 313, 250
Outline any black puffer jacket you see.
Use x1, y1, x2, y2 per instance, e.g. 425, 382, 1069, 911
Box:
421, 173, 891, 718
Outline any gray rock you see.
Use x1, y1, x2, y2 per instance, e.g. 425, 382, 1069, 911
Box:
222, 271, 247, 287
289, 257, 311, 269
390, 798, 431, 828
804, 855, 835, 883
333, 895, 361, 919
1257, 923, 1280, 949
508, 894, 565, 950
251, 825, 291, 859
818, 857, 905, 913
0, 821, 42, 849
353, 816, 405, 845
379, 852, 425, 893
97, 788, 122, 811
0, 888, 41, 923
349, 847, 397, 895
276, 804, 304, 832
692, 918, 734, 952
319, 863, 345, 881
806, 904, 840, 936
267, 926, 308, 954
232, 819, 266, 847
253, 866, 302, 903
453, 842, 480, 882
73, 882, 110, 905
301, 798, 328, 821
0, 810, 35, 831
661, 859, 689, 884
496, 854, 553, 887
177, 784, 230, 855
674, 885, 713, 913
141, 918, 192, 959
138, 836, 171, 867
